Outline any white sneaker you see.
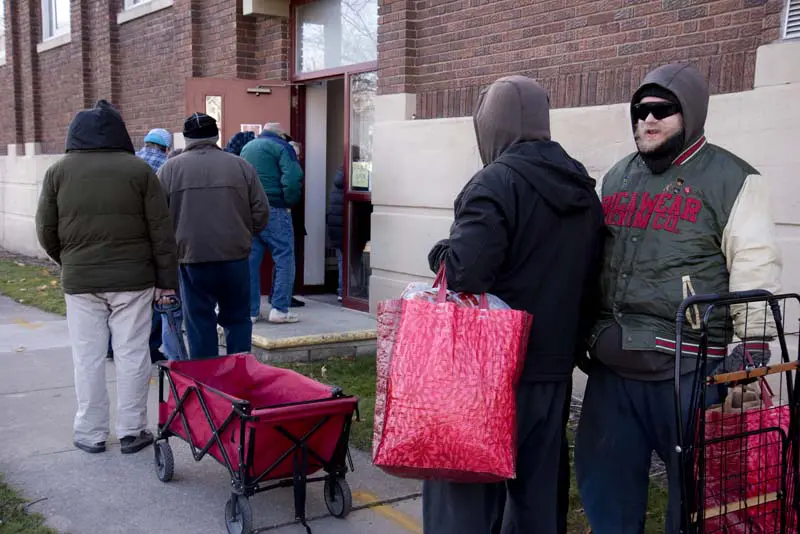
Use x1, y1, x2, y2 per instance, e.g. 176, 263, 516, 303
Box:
268, 309, 300, 324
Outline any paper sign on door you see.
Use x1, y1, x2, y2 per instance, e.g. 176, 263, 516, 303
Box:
240, 124, 263, 134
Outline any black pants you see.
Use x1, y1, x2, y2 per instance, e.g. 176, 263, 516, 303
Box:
422, 380, 571, 534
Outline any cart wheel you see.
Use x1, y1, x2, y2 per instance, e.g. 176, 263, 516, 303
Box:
224, 494, 253, 534
324, 477, 353, 518
154, 441, 174, 482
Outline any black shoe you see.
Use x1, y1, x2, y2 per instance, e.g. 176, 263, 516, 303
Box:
74, 440, 106, 454
120, 430, 154, 454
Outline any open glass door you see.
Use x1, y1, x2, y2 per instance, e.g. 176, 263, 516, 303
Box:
343, 71, 376, 310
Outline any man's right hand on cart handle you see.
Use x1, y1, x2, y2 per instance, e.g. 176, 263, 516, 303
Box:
718, 339, 772, 374
155, 288, 176, 305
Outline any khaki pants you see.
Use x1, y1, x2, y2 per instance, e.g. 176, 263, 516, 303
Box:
65, 288, 154, 444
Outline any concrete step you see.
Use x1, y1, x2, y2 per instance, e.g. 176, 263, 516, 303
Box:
218, 295, 378, 362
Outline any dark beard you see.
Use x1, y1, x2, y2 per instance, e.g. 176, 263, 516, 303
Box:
637, 129, 685, 174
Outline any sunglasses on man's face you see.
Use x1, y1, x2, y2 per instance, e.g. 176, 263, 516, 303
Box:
632, 101, 680, 122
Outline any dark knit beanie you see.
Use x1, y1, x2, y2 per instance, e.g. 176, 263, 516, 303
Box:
183, 113, 219, 139
632, 83, 680, 108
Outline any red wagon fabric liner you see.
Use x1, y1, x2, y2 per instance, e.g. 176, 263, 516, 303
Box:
158, 353, 357, 480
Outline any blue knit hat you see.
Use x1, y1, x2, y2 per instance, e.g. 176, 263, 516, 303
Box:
224, 131, 256, 156
144, 128, 172, 148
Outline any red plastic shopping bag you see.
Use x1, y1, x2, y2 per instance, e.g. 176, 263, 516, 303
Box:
373, 270, 532, 482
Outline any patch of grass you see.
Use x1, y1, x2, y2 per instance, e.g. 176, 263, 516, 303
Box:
274, 356, 376, 452
0, 260, 65, 315
0, 473, 59, 534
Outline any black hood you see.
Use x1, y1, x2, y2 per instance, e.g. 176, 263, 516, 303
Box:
496, 140, 597, 214
473, 75, 551, 166
631, 63, 709, 149
65, 99, 135, 154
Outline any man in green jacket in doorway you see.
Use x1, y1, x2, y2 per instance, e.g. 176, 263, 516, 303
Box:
240, 123, 304, 324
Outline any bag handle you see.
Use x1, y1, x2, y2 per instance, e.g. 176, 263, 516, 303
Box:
434, 264, 489, 309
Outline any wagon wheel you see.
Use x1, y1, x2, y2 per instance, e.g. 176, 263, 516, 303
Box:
225, 494, 253, 534
154, 441, 174, 482
324, 477, 353, 518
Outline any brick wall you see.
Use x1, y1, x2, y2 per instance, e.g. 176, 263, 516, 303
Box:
117, 7, 181, 146
0, 0, 291, 154
377, 0, 788, 119
253, 16, 290, 80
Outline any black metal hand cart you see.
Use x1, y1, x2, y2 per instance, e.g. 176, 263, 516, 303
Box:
675, 290, 800, 533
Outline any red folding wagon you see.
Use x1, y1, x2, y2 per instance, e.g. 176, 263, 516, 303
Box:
153, 353, 359, 534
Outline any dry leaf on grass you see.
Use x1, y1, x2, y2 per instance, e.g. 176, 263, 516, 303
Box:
14, 262, 25, 267
50, 280, 58, 287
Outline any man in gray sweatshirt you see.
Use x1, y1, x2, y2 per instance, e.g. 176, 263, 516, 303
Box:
158, 114, 270, 359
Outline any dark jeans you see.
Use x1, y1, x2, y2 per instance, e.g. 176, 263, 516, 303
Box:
179, 259, 252, 359
575, 363, 696, 534
422, 381, 570, 534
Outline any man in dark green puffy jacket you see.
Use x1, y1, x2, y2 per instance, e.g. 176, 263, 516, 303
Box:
240, 123, 304, 324
35, 100, 178, 456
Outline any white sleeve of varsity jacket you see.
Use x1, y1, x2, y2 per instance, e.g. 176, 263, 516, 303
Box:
721, 173, 783, 340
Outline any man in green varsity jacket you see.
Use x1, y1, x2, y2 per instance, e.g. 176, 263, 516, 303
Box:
574, 63, 782, 533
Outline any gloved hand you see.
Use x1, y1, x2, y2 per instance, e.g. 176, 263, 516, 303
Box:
427, 239, 450, 274
720, 340, 771, 373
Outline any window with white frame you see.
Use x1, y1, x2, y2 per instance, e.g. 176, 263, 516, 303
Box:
125, 0, 151, 8
42, 0, 70, 40
0, 0, 6, 63
785, 0, 800, 39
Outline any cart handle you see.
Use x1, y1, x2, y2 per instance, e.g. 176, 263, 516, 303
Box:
674, 289, 775, 439
674, 289, 774, 325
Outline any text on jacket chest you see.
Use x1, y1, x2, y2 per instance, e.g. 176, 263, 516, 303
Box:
602, 192, 703, 233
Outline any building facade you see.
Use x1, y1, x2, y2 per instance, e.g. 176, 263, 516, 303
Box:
0, 0, 797, 313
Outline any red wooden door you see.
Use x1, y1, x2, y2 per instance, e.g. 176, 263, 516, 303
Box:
185, 79, 294, 296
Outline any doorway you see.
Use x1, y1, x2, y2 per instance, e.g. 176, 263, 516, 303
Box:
299, 71, 375, 311
301, 77, 345, 302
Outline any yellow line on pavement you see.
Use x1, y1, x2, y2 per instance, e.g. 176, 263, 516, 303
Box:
352, 490, 422, 533
12, 318, 43, 329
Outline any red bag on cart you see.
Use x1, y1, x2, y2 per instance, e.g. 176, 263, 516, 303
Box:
701, 381, 796, 533
373, 269, 532, 483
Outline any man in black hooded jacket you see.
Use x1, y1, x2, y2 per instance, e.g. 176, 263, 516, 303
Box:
425, 75, 605, 534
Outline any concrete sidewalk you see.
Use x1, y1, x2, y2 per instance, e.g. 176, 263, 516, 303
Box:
0, 296, 421, 534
